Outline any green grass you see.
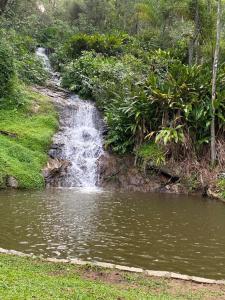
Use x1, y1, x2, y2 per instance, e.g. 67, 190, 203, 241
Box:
0, 87, 58, 189
0, 254, 224, 300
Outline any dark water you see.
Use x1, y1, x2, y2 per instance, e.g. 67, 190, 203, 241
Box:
0, 189, 225, 279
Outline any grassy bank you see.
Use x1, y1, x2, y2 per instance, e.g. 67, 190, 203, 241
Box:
0, 87, 58, 189
0, 254, 225, 299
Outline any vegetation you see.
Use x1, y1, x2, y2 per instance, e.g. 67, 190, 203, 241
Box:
0, 254, 225, 300
0, 88, 58, 189
1, 0, 225, 297
0, 0, 225, 193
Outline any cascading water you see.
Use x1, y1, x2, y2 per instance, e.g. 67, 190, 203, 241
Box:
36, 47, 104, 188
59, 96, 104, 188
35, 47, 61, 86
36, 47, 52, 70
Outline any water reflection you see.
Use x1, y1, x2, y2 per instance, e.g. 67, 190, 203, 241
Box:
0, 189, 225, 279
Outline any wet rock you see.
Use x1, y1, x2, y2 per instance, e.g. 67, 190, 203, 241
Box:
98, 153, 188, 193
48, 143, 64, 159
99, 154, 162, 192
6, 176, 19, 188
218, 172, 225, 179
43, 158, 71, 186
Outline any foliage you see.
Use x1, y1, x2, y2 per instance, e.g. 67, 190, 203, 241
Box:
37, 20, 77, 49
1, 0, 225, 169
0, 28, 48, 85
64, 33, 129, 58
0, 39, 15, 99
61, 47, 225, 157
16, 55, 48, 85
218, 178, 225, 199
137, 143, 166, 166
155, 126, 185, 146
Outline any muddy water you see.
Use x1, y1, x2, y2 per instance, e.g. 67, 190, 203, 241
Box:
0, 189, 225, 279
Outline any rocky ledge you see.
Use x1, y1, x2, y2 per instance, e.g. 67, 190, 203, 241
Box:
98, 153, 187, 194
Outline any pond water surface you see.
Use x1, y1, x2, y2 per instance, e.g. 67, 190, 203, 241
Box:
0, 189, 225, 279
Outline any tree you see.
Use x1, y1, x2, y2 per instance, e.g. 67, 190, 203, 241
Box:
211, 0, 222, 165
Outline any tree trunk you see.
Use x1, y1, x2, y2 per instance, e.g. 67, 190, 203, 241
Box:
189, 0, 200, 65
194, 0, 200, 64
211, 0, 222, 165
188, 40, 194, 65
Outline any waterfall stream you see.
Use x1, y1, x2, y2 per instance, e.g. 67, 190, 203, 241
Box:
36, 48, 104, 188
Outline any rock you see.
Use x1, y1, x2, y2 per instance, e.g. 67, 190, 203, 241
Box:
115, 265, 143, 273
148, 165, 180, 183
30, 103, 40, 114
6, 176, 19, 188
207, 188, 225, 202
48, 143, 64, 159
0, 130, 17, 138
98, 154, 163, 192
43, 158, 71, 185
161, 183, 187, 194
218, 172, 225, 179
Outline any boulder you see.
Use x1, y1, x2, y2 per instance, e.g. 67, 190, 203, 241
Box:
43, 158, 71, 184
6, 176, 19, 188
98, 154, 162, 192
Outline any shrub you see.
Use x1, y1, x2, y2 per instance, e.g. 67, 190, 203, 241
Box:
16, 55, 48, 85
0, 29, 48, 85
218, 179, 225, 199
0, 40, 15, 99
61, 48, 225, 158
136, 143, 166, 167
64, 33, 129, 58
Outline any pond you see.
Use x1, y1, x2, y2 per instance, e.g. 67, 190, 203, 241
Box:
0, 189, 225, 279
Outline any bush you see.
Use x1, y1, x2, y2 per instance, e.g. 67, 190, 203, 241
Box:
0, 28, 48, 86
0, 40, 15, 99
136, 143, 166, 167
16, 54, 48, 85
61, 48, 225, 158
37, 20, 76, 49
64, 33, 129, 58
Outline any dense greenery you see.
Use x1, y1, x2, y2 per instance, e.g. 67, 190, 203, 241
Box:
60, 46, 225, 160
0, 40, 15, 99
0, 0, 225, 192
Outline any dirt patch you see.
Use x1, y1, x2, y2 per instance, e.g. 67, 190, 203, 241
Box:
167, 278, 225, 299
81, 269, 225, 299
82, 270, 126, 285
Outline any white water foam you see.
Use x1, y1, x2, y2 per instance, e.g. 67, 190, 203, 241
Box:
59, 95, 104, 188
36, 47, 61, 86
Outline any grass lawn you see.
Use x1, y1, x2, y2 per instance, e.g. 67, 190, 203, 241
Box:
0, 87, 58, 189
0, 254, 225, 299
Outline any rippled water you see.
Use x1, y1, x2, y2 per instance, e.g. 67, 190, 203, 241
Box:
0, 189, 225, 279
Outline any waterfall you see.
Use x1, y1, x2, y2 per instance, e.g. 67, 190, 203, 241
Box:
36, 48, 104, 188
59, 96, 104, 187
35, 47, 61, 86
36, 47, 52, 70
